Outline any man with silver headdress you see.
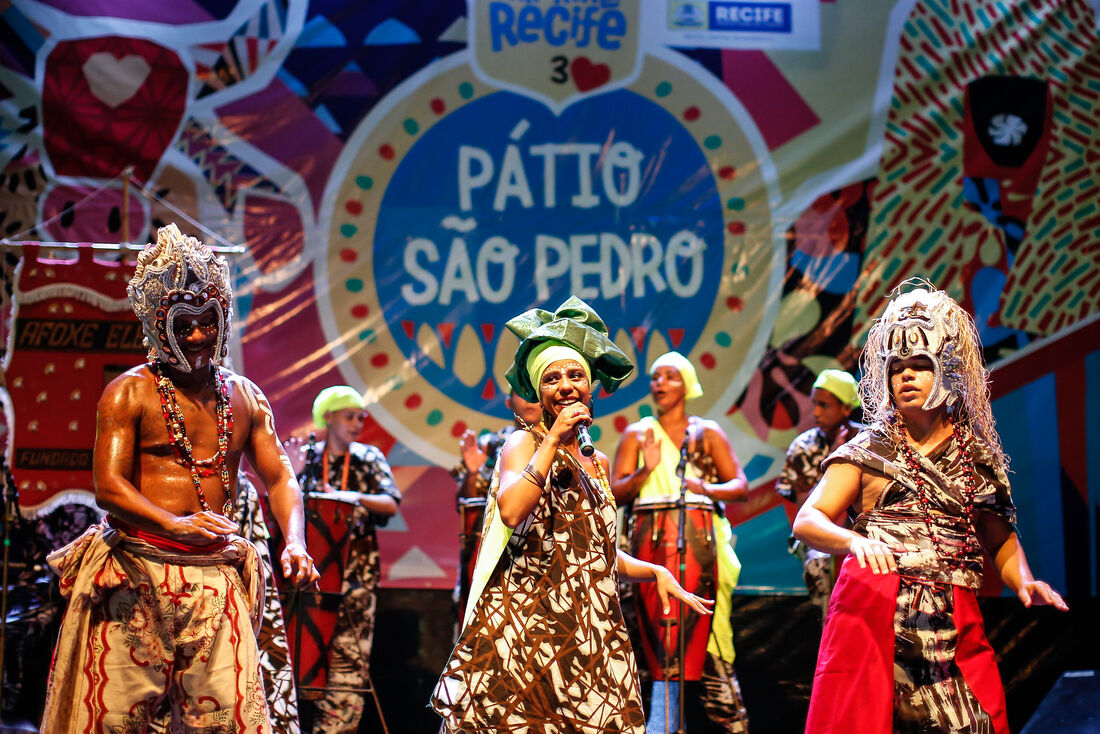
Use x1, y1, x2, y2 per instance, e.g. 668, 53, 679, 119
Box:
41, 224, 318, 733
793, 283, 1067, 734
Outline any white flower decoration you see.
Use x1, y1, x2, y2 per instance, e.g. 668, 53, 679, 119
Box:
988, 113, 1027, 146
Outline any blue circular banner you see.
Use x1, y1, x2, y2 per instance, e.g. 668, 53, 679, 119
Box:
373, 89, 725, 418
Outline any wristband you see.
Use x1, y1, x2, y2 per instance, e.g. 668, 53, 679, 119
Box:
522, 464, 547, 488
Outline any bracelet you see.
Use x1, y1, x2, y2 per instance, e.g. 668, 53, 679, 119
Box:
522, 464, 547, 488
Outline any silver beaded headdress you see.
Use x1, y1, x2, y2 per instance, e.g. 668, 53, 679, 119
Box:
878, 287, 961, 411
126, 223, 233, 372
861, 281, 1006, 468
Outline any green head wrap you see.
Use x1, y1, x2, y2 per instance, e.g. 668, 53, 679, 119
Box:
505, 296, 634, 403
312, 385, 367, 430
812, 369, 860, 409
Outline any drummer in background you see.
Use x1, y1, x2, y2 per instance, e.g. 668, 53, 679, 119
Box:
774, 369, 861, 625
298, 386, 401, 734
453, 390, 544, 501
612, 352, 750, 733
451, 390, 543, 616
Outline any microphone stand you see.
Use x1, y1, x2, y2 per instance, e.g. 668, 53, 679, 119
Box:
673, 432, 689, 734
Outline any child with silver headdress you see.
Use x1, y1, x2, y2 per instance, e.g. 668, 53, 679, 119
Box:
793, 283, 1067, 734
41, 224, 318, 732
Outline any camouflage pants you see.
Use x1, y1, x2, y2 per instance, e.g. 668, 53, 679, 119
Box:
313, 585, 377, 734
702, 655, 749, 733
802, 549, 835, 624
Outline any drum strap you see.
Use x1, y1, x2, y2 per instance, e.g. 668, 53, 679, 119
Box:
322, 446, 351, 493
680, 418, 726, 519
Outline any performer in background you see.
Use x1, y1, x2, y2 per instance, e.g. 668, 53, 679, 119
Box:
297, 386, 401, 734
453, 391, 544, 501
794, 284, 1068, 734
432, 297, 713, 733
235, 473, 303, 733
613, 351, 751, 734
774, 368, 861, 624
451, 391, 542, 618
41, 223, 318, 732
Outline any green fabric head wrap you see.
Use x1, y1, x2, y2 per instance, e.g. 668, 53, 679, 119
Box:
505, 296, 634, 403
312, 385, 367, 429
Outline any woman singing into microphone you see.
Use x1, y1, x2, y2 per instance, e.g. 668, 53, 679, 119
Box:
431, 296, 713, 733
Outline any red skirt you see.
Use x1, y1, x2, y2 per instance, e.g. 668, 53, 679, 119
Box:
804, 555, 1008, 734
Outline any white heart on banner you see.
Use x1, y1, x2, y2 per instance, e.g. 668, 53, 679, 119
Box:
81, 53, 151, 109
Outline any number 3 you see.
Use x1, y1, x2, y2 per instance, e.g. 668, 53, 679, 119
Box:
550, 55, 568, 84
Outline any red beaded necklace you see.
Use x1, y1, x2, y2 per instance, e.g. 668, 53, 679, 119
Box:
152, 361, 235, 516
898, 416, 980, 568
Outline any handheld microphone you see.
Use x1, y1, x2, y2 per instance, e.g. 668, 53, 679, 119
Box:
576, 421, 595, 457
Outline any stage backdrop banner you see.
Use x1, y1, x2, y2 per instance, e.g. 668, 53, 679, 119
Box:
0, 0, 1096, 594
1, 246, 143, 516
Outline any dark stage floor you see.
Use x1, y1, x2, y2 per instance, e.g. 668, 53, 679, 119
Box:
367, 590, 1099, 734
3, 590, 1096, 732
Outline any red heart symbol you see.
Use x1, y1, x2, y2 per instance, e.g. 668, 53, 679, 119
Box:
42, 37, 187, 182
571, 56, 611, 92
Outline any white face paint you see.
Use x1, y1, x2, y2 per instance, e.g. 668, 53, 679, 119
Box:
240, 379, 276, 435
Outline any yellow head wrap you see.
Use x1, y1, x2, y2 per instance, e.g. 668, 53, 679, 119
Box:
526, 341, 591, 397
312, 386, 367, 430
649, 351, 703, 400
812, 369, 860, 408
